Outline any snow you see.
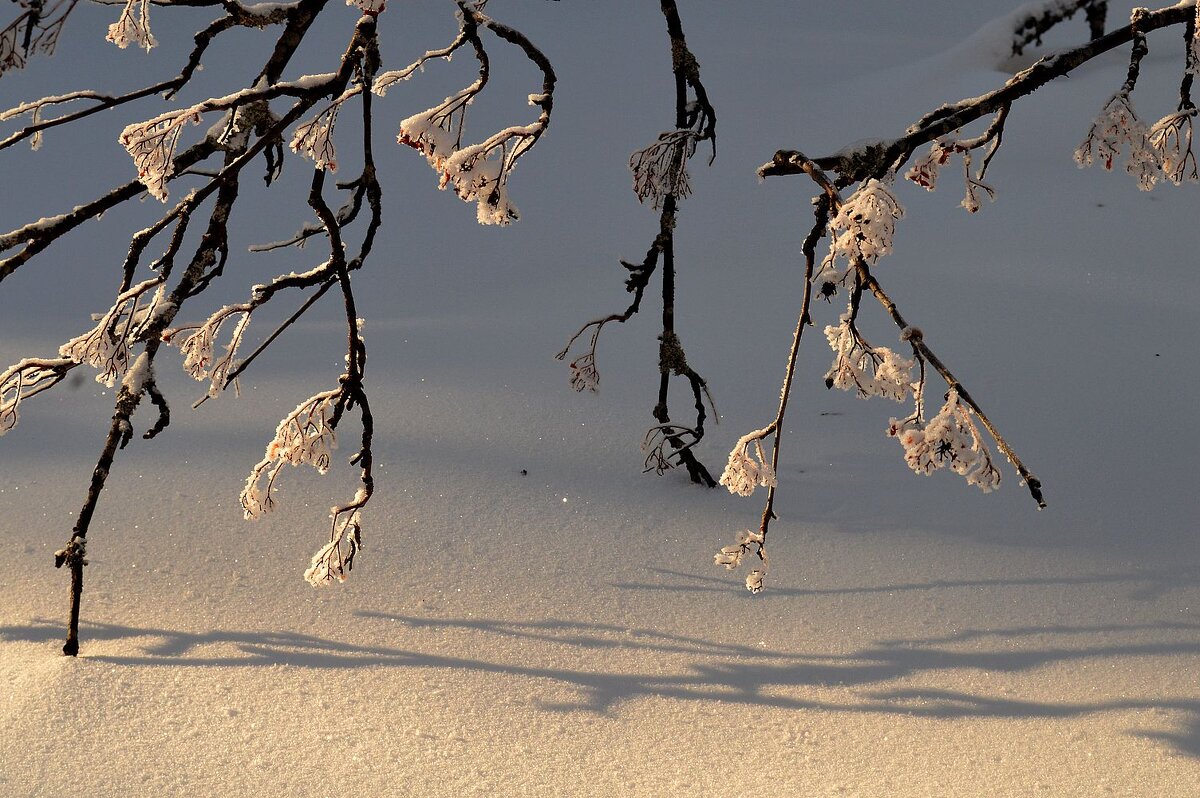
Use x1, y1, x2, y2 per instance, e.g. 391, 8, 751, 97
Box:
1, 2, 1199, 796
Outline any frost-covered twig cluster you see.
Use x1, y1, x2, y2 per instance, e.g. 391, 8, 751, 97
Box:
726, 3, 1200, 593
0, 0, 556, 655
1074, 8, 1200, 189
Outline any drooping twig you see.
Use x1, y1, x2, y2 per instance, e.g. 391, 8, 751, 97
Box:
558, 0, 717, 486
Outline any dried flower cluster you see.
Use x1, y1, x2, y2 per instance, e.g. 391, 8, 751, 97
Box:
904, 141, 952, 191
304, 501, 364, 587
713, 528, 767, 593
106, 0, 155, 53
240, 390, 342, 520
397, 78, 550, 224
59, 278, 165, 388
290, 104, 342, 173
1146, 110, 1199, 185
816, 178, 904, 287
823, 315, 914, 402
1074, 90, 1159, 190
118, 107, 204, 202
888, 389, 1001, 493
0, 358, 73, 435
718, 433, 775, 497
163, 304, 251, 399
629, 130, 695, 210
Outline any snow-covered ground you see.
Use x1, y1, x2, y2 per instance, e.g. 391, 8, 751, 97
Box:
1, 2, 1198, 796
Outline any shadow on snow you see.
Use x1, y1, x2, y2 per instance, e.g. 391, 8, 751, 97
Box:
2, 609, 1199, 760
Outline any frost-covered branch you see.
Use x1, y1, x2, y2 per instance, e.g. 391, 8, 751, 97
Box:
1011, 0, 1107, 57
760, 3, 1197, 186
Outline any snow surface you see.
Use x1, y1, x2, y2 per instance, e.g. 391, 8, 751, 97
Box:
1, 2, 1198, 796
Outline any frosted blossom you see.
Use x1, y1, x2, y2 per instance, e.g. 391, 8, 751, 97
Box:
106, 0, 156, 53
887, 389, 1000, 493
904, 141, 951, 191
119, 106, 205, 202
745, 569, 765, 594
304, 507, 363, 587
1075, 91, 1160, 191
399, 88, 547, 225
828, 179, 904, 263
1147, 110, 1198, 186
0, 358, 74, 436
241, 389, 341, 519
59, 278, 163, 387
719, 434, 775, 497
290, 105, 340, 172
163, 304, 251, 398
823, 316, 913, 402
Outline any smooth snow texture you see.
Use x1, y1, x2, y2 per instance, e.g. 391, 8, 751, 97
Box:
1, 2, 1198, 796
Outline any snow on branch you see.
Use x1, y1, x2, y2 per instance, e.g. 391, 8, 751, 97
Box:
1010, 0, 1107, 57
387, 4, 555, 225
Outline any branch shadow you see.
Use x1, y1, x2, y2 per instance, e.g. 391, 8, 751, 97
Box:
611, 566, 1200, 602
2, 612, 1198, 758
